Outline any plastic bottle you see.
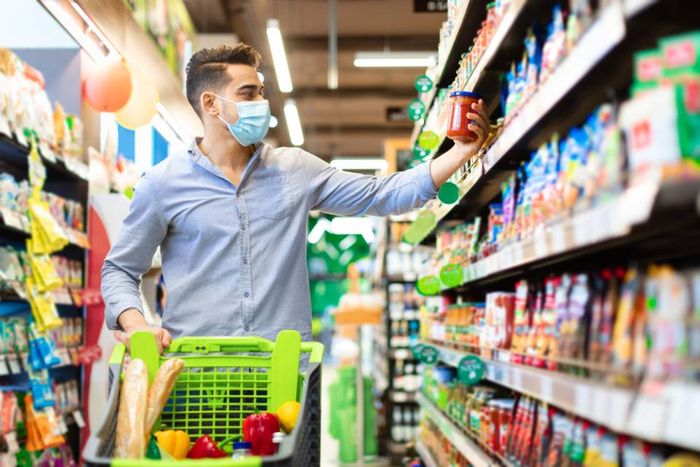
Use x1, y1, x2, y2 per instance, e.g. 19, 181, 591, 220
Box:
231, 441, 252, 460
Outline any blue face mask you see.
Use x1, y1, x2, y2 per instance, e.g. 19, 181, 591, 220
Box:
215, 95, 271, 146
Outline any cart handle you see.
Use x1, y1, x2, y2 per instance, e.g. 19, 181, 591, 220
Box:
107, 336, 324, 364
301, 341, 324, 364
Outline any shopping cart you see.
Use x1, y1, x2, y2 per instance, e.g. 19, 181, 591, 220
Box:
83, 330, 323, 466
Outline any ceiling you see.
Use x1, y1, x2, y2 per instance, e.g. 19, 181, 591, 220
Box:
184, 0, 445, 160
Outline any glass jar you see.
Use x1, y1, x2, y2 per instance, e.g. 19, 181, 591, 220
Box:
231, 441, 252, 460
446, 91, 481, 142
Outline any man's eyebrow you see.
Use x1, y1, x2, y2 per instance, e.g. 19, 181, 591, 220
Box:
237, 83, 263, 92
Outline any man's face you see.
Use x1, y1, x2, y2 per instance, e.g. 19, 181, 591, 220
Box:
208, 64, 265, 124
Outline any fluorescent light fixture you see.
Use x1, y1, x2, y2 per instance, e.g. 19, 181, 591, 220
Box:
266, 19, 293, 93
69, 1, 119, 57
308, 218, 330, 244
40, 0, 107, 61
284, 99, 304, 146
156, 103, 190, 143
329, 217, 375, 243
354, 51, 436, 68
330, 158, 388, 171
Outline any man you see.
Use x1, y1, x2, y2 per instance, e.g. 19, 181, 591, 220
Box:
102, 44, 489, 351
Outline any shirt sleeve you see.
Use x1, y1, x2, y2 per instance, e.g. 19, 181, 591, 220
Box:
101, 174, 168, 330
299, 149, 438, 216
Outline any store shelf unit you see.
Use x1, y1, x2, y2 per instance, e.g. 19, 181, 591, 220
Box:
415, 440, 439, 467
404, 0, 692, 244
0, 128, 88, 459
417, 392, 499, 467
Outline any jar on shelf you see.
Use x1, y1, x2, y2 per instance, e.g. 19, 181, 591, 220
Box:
446, 91, 482, 142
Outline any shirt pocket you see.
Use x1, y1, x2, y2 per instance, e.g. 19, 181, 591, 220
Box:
248, 175, 295, 220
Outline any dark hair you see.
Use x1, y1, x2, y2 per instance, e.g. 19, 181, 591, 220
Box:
185, 43, 262, 116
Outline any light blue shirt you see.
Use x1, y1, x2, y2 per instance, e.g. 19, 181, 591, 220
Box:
101, 140, 437, 341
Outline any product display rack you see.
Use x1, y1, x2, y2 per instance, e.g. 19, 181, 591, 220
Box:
0, 123, 88, 461
406, 0, 700, 465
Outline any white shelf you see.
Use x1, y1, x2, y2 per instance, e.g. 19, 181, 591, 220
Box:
391, 390, 416, 403
434, 343, 635, 433
416, 440, 439, 467
417, 392, 498, 467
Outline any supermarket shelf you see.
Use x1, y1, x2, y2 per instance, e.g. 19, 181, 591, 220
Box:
390, 390, 417, 403
386, 274, 418, 283
409, 0, 489, 147
415, 440, 439, 467
417, 392, 497, 467
449, 176, 700, 291
432, 342, 636, 434
0, 134, 88, 183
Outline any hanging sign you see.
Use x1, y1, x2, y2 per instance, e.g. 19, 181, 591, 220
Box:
415, 75, 433, 93
458, 355, 485, 385
411, 343, 425, 359
413, 145, 431, 160
439, 263, 463, 288
402, 210, 437, 245
418, 130, 440, 150
438, 181, 460, 204
419, 345, 440, 365
407, 99, 426, 121
416, 275, 441, 296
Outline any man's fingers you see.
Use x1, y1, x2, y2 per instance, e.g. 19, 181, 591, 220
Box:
161, 330, 173, 348
114, 331, 126, 344
473, 99, 489, 123
468, 123, 486, 142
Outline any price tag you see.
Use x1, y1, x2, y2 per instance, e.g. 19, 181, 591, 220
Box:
663, 382, 700, 448
522, 239, 535, 262
38, 142, 57, 163
511, 367, 522, 390
72, 410, 86, 429
550, 224, 566, 253
626, 383, 668, 441
534, 231, 547, 258
0, 358, 9, 376
458, 355, 485, 385
58, 417, 69, 435
541, 378, 554, 403
1, 208, 24, 231
0, 114, 11, 136
573, 212, 589, 246
7, 355, 21, 374
513, 244, 523, 265
14, 128, 28, 147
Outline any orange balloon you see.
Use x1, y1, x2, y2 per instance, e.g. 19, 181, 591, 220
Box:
84, 59, 132, 113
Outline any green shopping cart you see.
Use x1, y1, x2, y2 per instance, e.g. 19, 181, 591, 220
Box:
83, 330, 323, 466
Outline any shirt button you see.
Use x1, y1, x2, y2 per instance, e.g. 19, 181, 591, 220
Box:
243, 258, 248, 264
244, 292, 250, 298
244, 325, 250, 332
241, 225, 246, 231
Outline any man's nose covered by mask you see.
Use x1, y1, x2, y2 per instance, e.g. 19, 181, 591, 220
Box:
215, 95, 272, 146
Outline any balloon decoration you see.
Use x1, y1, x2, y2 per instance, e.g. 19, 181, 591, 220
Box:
115, 66, 159, 129
84, 59, 132, 112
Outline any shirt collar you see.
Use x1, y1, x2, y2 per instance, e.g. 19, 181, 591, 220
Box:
188, 138, 264, 186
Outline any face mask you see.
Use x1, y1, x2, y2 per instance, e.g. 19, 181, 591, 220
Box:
214, 95, 271, 146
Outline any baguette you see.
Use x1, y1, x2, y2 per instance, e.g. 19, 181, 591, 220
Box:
115, 359, 148, 458
145, 358, 185, 434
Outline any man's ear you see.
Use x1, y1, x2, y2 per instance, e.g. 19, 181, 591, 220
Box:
200, 92, 219, 117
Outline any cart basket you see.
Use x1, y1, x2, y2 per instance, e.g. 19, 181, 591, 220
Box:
83, 330, 324, 467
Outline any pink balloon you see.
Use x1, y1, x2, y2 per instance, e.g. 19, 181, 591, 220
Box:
84, 59, 132, 113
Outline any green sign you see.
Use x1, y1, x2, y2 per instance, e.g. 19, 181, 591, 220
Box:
415, 75, 433, 93
438, 181, 460, 204
458, 355, 485, 385
420, 345, 439, 365
411, 343, 425, 359
407, 99, 425, 121
439, 263, 463, 288
416, 275, 441, 296
413, 145, 431, 160
418, 130, 440, 150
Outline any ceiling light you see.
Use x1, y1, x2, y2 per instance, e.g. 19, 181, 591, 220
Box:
353, 51, 436, 68
284, 99, 304, 146
329, 217, 376, 243
308, 218, 330, 244
269, 116, 278, 128
266, 19, 293, 93
330, 158, 388, 171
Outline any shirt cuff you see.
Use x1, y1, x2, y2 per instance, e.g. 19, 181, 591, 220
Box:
416, 161, 438, 201
105, 295, 144, 330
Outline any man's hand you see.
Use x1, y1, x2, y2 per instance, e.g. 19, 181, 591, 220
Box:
430, 99, 490, 188
115, 308, 172, 353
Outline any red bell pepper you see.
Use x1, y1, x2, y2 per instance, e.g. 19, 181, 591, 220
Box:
242, 412, 280, 455
187, 435, 227, 459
